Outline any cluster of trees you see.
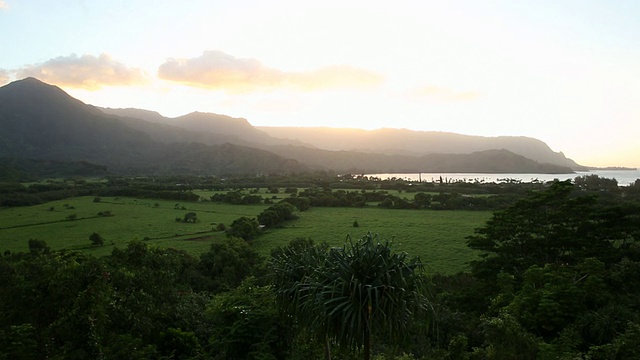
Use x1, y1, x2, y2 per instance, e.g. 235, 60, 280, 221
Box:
0, 238, 264, 359
4, 173, 638, 210
0, 178, 200, 207
209, 191, 265, 205
257, 203, 298, 228
0, 181, 99, 206
430, 180, 640, 358
0, 235, 427, 359
224, 203, 298, 241
277, 187, 515, 211
0, 171, 544, 208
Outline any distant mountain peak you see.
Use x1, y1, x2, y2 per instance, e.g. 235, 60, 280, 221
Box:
0, 78, 307, 175
2, 77, 60, 93
0, 78, 116, 113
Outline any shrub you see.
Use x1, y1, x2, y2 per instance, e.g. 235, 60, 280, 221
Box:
89, 232, 104, 246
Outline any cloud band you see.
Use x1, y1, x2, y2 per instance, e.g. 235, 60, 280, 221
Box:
16, 53, 146, 90
158, 50, 383, 92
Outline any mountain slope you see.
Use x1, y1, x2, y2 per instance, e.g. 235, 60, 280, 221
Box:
105, 107, 580, 171
0, 78, 156, 163
266, 145, 572, 173
102, 107, 581, 172
0, 78, 577, 176
0, 78, 306, 175
258, 127, 586, 170
101, 107, 307, 147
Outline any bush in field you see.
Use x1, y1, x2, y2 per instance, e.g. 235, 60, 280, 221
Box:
28, 239, 50, 254
89, 232, 104, 246
183, 212, 198, 223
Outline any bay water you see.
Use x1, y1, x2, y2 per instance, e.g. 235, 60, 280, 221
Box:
366, 169, 640, 186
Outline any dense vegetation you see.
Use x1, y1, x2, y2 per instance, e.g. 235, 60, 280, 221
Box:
1, 174, 640, 358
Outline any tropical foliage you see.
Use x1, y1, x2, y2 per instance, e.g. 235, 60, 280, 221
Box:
2, 176, 640, 359
270, 234, 430, 360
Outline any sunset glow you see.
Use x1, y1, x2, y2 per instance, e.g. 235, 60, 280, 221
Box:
1, 0, 638, 167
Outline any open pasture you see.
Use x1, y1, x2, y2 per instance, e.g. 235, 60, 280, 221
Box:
255, 206, 492, 274
1, 196, 492, 273
0, 196, 269, 256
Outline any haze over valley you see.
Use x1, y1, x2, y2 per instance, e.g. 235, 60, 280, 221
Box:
0, 77, 597, 179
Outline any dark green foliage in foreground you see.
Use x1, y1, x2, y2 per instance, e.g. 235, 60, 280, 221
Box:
427, 180, 640, 359
206, 278, 289, 360
194, 237, 264, 293
0, 240, 263, 359
270, 234, 430, 360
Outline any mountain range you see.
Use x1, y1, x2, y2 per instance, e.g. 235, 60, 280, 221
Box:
0, 77, 585, 179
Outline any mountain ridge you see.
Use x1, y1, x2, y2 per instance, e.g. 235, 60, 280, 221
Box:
0, 78, 307, 176
0, 78, 579, 177
101, 106, 584, 171
257, 126, 585, 170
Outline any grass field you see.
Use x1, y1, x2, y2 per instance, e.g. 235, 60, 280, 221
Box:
0, 196, 492, 273
0, 196, 269, 256
254, 207, 491, 274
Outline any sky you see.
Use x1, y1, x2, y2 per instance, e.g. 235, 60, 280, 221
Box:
1, 0, 639, 167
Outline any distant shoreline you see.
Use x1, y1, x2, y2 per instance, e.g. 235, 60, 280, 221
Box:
587, 167, 638, 171
365, 169, 640, 185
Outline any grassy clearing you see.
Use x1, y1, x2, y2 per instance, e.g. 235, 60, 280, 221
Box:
0, 196, 269, 256
1, 197, 491, 274
255, 207, 491, 274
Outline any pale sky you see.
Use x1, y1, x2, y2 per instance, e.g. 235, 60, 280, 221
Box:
1, 0, 638, 167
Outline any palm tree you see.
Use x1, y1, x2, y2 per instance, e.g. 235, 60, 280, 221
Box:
270, 234, 430, 360
270, 239, 332, 358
